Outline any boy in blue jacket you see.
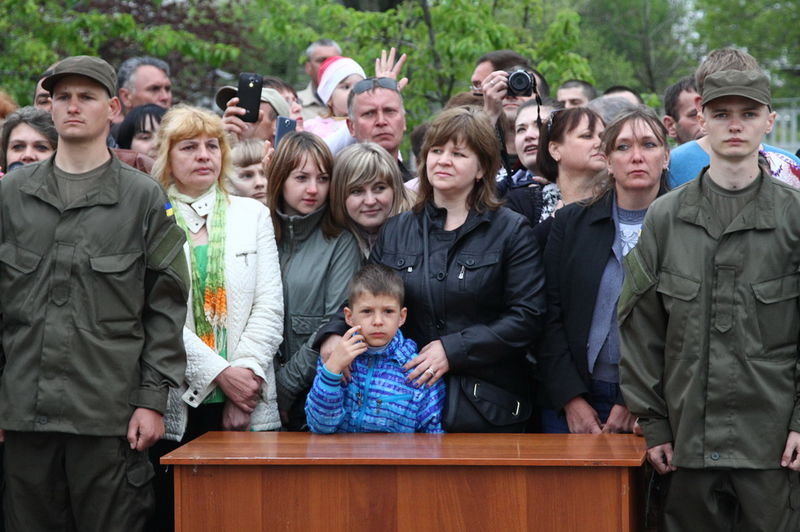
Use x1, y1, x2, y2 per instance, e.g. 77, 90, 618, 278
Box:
306, 264, 445, 433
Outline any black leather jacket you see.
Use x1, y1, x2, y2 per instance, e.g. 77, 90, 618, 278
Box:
316, 202, 546, 399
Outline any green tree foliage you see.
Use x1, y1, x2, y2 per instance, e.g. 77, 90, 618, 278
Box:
251, 0, 592, 135
572, 0, 695, 102
0, 0, 239, 106
693, 0, 800, 99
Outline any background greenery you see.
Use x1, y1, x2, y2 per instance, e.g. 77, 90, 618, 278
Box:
2, 0, 798, 152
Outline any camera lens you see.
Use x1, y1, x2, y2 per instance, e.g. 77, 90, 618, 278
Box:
507, 70, 533, 97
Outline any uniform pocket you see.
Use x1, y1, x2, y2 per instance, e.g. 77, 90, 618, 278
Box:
90, 252, 144, 325
656, 271, 701, 358
0, 242, 42, 324
750, 272, 800, 358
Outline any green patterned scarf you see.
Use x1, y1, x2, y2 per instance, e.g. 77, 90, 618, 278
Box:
169, 185, 228, 352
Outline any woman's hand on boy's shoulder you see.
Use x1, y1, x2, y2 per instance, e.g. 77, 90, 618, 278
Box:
324, 326, 367, 375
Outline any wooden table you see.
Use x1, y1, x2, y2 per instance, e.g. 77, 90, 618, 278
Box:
162, 432, 646, 532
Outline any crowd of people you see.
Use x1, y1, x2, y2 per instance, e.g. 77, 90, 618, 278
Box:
0, 38, 799, 532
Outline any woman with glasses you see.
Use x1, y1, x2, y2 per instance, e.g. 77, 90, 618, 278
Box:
537, 109, 670, 434
316, 106, 546, 433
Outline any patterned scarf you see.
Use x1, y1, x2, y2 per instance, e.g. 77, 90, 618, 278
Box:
169, 185, 228, 352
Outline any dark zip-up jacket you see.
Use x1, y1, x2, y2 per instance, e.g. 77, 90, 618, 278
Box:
317, 202, 546, 402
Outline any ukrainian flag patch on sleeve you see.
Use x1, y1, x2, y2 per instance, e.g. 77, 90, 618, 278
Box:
164, 202, 174, 217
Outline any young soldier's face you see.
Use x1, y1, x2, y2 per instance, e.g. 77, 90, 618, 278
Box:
51, 75, 119, 144
700, 96, 775, 161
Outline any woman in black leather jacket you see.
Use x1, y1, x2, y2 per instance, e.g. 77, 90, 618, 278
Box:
317, 106, 546, 432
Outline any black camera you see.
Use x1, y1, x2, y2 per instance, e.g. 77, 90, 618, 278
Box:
506, 69, 535, 97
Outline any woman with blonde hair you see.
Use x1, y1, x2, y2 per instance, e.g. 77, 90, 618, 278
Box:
330, 142, 411, 257
266, 131, 362, 430
148, 104, 284, 531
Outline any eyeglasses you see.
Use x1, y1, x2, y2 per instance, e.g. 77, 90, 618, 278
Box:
470, 81, 483, 96
352, 77, 399, 95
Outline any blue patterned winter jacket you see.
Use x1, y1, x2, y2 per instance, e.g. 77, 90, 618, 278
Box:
305, 330, 445, 433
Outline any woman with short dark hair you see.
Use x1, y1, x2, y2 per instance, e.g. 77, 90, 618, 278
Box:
0, 106, 57, 172
318, 106, 546, 432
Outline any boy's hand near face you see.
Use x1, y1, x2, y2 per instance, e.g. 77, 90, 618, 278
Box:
324, 325, 368, 375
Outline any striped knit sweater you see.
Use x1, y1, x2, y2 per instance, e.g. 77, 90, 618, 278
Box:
305, 330, 445, 433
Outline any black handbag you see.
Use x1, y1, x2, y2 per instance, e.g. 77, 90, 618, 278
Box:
442, 374, 532, 433
421, 213, 531, 433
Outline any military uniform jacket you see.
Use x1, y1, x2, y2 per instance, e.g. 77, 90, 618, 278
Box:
0, 154, 189, 437
618, 168, 800, 469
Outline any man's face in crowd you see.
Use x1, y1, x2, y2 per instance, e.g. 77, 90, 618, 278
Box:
51, 75, 119, 143
253, 101, 277, 144
665, 89, 703, 144
470, 60, 494, 95
347, 88, 406, 158
557, 86, 589, 108
120, 65, 172, 110
305, 45, 340, 88
34, 78, 52, 112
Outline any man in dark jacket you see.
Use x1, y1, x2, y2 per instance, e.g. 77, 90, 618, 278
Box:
619, 69, 800, 531
0, 55, 189, 532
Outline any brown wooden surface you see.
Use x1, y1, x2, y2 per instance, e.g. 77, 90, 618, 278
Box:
163, 433, 647, 532
162, 431, 646, 466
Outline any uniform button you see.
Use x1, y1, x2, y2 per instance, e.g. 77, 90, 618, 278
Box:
37, 416, 48, 425
710, 452, 720, 461
193, 390, 198, 395
435, 320, 444, 329
397, 258, 405, 267
466, 259, 475, 266
436, 272, 446, 280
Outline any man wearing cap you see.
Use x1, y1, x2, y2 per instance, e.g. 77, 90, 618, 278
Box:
618, 69, 800, 531
218, 84, 290, 145
0, 55, 189, 531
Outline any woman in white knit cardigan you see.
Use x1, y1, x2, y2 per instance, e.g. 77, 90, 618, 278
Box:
147, 105, 284, 532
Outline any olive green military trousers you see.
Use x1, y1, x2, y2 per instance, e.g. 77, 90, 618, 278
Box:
3, 431, 154, 532
662, 468, 800, 532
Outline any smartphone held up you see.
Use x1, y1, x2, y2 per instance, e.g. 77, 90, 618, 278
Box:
237, 72, 263, 123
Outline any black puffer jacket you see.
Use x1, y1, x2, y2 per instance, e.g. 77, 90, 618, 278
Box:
317, 202, 546, 402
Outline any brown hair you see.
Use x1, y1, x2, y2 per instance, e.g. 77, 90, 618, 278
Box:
0, 89, 19, 120
265, 131, 339, 242
536, 107, 603, 183
153, 104, 233, 193
588, 108, 670, 203
414, 106, 502, 212
695, 48, 759, 96
347, 263, 404, 307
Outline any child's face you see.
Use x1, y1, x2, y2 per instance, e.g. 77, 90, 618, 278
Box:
229, 162, 267, 205
344, 292, 406, 347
